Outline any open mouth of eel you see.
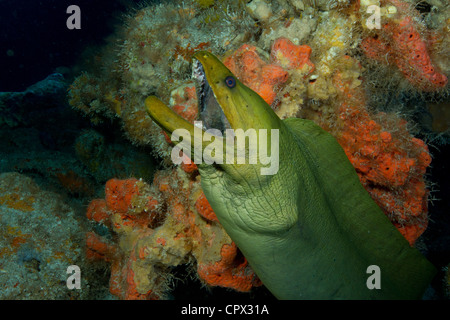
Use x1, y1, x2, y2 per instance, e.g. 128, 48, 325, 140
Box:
192, 58, 231, 135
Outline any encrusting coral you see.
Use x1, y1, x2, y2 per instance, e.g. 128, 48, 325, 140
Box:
86, 168, 261, 299
330, 55, 432, 244
70, 0, 448, 299
69, 0, 256, 163
0, 172, 90, 299
223, 44, 289, 105
361, 0, 448, 91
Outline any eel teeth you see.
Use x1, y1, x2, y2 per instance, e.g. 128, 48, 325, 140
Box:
192, 59, 205, 88
192, 59, 207, 112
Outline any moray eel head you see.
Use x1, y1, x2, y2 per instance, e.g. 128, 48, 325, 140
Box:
146, 51, 282, 179
192, 51, 281, 132
146, 50, 281, 137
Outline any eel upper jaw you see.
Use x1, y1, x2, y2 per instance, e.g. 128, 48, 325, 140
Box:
193, 51, 283, 133
192, 57, 232, 135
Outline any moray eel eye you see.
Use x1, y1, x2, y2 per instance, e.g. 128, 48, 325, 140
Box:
225, 76, 236, 88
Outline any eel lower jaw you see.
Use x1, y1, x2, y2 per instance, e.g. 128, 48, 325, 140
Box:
145, 59, 229, 138
145, 59, 230, 160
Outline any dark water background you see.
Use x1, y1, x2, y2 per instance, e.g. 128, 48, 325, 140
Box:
0, 0, 139, 91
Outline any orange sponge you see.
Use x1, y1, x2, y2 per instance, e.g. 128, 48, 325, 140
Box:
224, 44, 288, 105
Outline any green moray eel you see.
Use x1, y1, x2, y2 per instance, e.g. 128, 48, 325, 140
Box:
145, 51, 436, 299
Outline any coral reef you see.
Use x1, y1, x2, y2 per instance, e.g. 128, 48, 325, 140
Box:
445, 263, 450, 299
66, 0, 448, 299
270, 37, 315, 73
224, 44, 289, 105
86, 169, 260, 299
338, 104, 431, 245
0, 172, 89, 299
0, 120, 96, 199
331, 56, 432, 244
69, 0, 256, 162
361, 0, 447, 91
0, 123, 156, 200
169, 82, 199, 123
0, 73, 67, 127
75, 129, 156, 183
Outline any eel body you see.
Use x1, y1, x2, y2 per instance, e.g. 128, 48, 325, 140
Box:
145, 51, 436, 299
